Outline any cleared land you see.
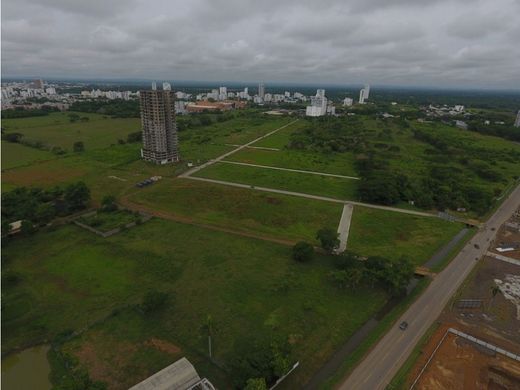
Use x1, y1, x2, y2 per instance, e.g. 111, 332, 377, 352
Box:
192, 162, 359, 200
348, 206, 464, 265
126, 178, 342, 243
2, 112, 140, 151
1, 141, 55, 170
2, 219, 388, 388
226, 148, 358, 177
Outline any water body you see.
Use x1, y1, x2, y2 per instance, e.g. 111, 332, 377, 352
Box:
1, 345, 52, 390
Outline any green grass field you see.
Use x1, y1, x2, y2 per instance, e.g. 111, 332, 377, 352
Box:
226, 148, 359, 177
128, 178, 343, 243
348, 206, 464, 265
2, 219, 387, 388
1, 141, 56, 170
193, 162, 360, 200
2, 112, 140, 151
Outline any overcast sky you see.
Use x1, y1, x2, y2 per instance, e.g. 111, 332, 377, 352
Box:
2, 0, 520, 88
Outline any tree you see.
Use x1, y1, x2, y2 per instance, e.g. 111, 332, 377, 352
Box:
244, 378, 267, 390
73, 141, 85, 153
21, 220, 36, 236
101, 195, 117, 212
292, 241, 314, 262
141, 291, 168, 314
64, 181, 90, 211
127, 131, 142, 143
35, 203, 56, 225
316, 227, 339, 253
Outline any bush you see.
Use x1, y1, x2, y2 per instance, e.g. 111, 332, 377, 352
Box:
73, 141, 85, 153
316, 227, 339, 253
140, 291, 168, 314
292, 241, 314, 262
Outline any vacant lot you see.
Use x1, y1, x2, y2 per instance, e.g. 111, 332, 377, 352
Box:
2, 112, 140, 151
348, 206, 463, 265
193, 162, 359, 200
2, 219, 388, 388
226, 148, 359, 177
127, 178, 342, 243
410, 329, 520, 390
1, 141, 56, 170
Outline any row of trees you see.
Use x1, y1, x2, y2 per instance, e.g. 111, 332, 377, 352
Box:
2, 182, 91, 238
68, 99, 140, 118
292, 228, 415, 297
1, 106, 59, 119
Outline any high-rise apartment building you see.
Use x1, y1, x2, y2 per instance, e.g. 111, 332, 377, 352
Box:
515, 110, 520, 128
139, 89, 179, 164
258, 82, 265, 98
162, 82, 172, 91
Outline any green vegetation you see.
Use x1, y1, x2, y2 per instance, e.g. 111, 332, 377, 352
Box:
1, 141, 55, 170
77, 209, 141, 232
2, 219, 387, 387
1, 182, 90, 234
1, 112, 140, 151
348, 207, 463, 265
227, 148, 358, 176
193, 162, 359, 200
292, 241, 315, 262
129, 178, 342, 243
69, 99, 140, 118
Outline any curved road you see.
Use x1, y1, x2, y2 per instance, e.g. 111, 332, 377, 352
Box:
338, 184, 520, 390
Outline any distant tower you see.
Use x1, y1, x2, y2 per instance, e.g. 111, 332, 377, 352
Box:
515, 110, 520, 128
359, 88, 366, 104
364, 84, 370, 100
152, 81, 157, 90
258, 82, 265, 98
316, 89, 325, 98
33, 79, 44, 89
162, 82, 172, 91
139, 89, 179, 164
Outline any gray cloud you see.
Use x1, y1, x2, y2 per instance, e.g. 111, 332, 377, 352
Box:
2, 0, 519, 88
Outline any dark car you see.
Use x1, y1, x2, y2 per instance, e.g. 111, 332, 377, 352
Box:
399, 321, 408, 330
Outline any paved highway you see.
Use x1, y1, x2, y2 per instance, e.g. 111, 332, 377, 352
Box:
338, 184, 520, 390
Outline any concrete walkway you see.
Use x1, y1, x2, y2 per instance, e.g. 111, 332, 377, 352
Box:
487, 251, 520, 266
336, 203, 354, 253
225, 144, 280, 151
180, 119, 299, 178
219, 160, 360, 180
185, 176, 437, 218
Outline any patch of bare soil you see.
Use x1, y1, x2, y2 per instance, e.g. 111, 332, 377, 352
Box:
411, 330, 520, 390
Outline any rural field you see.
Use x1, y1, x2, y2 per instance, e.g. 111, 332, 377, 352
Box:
1, 108, 509, 389
2, 219, 388, 388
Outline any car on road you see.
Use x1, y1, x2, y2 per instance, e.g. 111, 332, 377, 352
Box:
399, 321, 408, 330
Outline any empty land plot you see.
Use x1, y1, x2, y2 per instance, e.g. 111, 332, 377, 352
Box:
348, 206, 464, 265
179, 115, 294, 147
2, 218, 388, 388
2, 112, 140, 151
1, 141, 56, 170
127, 178, 342, 243
250, 118, 305, 149
226, 148, 359, 177
192, 162, 359, 200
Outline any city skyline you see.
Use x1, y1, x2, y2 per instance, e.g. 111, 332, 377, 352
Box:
2, 0, 520, 89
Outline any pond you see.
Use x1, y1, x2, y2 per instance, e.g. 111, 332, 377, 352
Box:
1, 345, 52, 390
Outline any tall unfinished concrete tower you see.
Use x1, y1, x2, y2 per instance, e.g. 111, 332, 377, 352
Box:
139, 89, 179, 164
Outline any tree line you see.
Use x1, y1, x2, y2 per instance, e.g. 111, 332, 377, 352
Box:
2, 182, 91, 239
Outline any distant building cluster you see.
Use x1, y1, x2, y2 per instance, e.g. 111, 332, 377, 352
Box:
80, 89, 135, 100
305, 89, 335, 117
1, 79, 70, 110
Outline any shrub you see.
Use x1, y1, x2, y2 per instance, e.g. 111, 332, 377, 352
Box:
292, 241, 314, 262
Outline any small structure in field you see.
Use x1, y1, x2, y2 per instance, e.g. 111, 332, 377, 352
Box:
129, 357, 216, 390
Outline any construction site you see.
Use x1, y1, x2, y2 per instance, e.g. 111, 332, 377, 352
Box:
406, 209, 520, 390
